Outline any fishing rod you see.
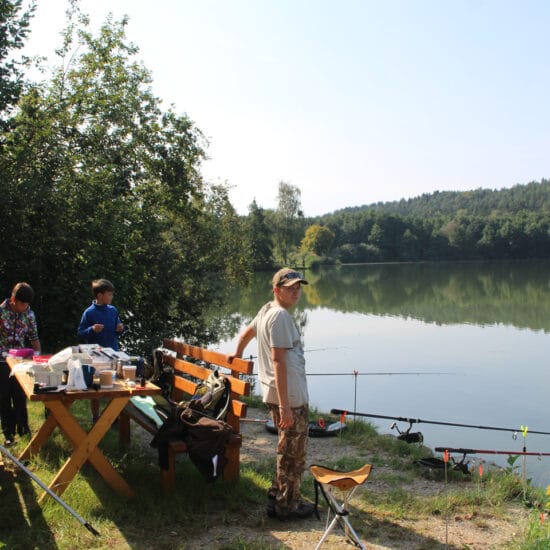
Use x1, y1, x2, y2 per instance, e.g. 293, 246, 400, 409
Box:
436, 447, 550, 457
0, 444, 100, 536
331, 409, 550, 436
246, 371, 453, 377
246, 346, 349, 359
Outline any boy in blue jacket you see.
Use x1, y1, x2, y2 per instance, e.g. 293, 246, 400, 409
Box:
77, 279, 124, 422
78, 279, 124, 350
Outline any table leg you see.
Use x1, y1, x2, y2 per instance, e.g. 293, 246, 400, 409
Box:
41, 397, 134, 501
19, 409, 59, 461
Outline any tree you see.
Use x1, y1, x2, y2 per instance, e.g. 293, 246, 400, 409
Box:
246, 199, 274, 270
274, 181, 303, 264
0, 0, 35, 125
301, 224, 335, 256
368, 223, 384, 248
0, 7, 247, 353
203, 183, 251, 283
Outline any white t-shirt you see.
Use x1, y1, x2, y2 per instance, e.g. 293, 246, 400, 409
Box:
250, 301, 308, 407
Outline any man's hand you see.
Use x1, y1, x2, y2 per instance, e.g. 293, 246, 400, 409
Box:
278, 406, 294, 429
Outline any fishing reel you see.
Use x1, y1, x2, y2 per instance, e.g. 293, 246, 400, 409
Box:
416, 454, 471, 474
390, 421, 424, 444
450, 453, 471, 475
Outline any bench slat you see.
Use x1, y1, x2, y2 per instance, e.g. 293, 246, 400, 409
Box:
163, 338, 254, 376
230, 399, 248, 420
166, 354, 251, 400
166, 355, 211, 380
173, 375, 197, 396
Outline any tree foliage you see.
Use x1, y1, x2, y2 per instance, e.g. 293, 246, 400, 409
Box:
246, 199, 274, 270
0, 7, 247, 354
316, 189, 550, 263
300, 224, 334, 256
335, 180, 550, 218
0, 0, 35, 128
274, 181, 303, 264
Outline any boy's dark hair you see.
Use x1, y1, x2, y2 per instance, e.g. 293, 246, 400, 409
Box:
92, 279, 115, 297
13, 282, 34, 303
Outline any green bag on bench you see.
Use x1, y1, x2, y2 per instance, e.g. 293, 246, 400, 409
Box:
130, 396, 165, 428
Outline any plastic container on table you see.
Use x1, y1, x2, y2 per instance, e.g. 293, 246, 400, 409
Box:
9, 348, 34, 358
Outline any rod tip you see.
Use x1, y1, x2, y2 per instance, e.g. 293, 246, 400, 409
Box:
85, 523, 100, 537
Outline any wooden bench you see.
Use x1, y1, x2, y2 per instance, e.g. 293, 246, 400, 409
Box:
118, 338, 254, 491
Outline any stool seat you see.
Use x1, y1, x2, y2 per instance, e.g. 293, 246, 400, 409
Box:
310, 464, 372, 490
310, 463, 372, 550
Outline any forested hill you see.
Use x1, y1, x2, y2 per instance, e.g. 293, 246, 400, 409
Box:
328, 179, 550, 218
308, 179, 550, 264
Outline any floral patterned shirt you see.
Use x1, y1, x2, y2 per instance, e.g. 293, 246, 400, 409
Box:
0, 298, 39, 357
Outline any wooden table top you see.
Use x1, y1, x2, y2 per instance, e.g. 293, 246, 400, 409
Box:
6, 356, 161, 402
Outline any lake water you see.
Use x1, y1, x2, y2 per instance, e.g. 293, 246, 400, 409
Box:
213, 260, 550, 487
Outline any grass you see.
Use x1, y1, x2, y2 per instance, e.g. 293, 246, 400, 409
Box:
0, 400, 548, 549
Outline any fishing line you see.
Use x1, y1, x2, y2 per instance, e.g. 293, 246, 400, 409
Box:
245, 371, 453, 377
306, 371, 454, 376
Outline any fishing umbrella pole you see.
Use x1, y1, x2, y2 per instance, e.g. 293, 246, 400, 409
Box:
331, 409, 550, 436
0, 444, 100, 536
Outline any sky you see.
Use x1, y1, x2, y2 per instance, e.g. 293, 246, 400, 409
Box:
21, 0, 550, 216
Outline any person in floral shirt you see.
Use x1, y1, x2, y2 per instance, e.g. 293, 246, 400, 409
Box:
0, 282, 41, 446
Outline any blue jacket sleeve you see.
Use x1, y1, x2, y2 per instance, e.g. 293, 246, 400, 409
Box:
77, 313, 93, 341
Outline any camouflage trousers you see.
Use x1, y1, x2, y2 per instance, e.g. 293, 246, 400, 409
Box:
267, 403, 309, 516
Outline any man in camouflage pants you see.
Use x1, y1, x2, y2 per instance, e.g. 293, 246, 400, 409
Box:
229, 268, 314, 520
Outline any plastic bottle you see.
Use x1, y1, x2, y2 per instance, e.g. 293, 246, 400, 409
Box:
116, 359, 123, 379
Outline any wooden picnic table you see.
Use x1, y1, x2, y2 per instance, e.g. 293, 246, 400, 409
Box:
7, 356, 160, 502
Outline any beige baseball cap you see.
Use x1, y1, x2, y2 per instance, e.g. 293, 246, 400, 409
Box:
272, 268, 309, 287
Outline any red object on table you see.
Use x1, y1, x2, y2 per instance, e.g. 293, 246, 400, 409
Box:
33, 355, 52, 363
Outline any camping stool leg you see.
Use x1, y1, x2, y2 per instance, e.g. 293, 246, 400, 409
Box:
315, 514, 341, 550
315, 484, 365, 550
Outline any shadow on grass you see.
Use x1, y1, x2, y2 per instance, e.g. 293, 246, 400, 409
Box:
79, 449, 296, 549
0, 460, 58, 549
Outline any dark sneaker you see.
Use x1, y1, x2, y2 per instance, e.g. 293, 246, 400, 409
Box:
4, 436, 15, 447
